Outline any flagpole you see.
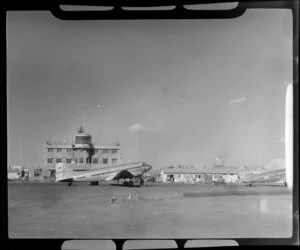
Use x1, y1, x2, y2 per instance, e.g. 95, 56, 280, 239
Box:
20, 138, 22, 166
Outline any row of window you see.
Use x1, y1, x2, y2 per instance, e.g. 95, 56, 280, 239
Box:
47, 148, 72, 153
166, 174, 202, 178
47, 148, 119, 154
166, 173, 235, 178
47, 158, 118, 164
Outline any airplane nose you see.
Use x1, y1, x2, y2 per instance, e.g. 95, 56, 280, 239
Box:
143, 163, 152, 171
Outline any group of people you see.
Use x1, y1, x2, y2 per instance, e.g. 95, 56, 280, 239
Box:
20, 169, 29, 181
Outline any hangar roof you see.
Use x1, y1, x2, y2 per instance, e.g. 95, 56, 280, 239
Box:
162, 165, 240, 175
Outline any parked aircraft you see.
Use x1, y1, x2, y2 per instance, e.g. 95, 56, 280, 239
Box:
241, 84, 293, 188
241, 168, 286, 186
55, 162, 152, 186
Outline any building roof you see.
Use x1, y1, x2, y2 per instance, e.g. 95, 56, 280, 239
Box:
10, 165, 23, 170
45, 144, 121, 149
45, 144, 73, 148
94, 146, 121, 149
162, 164, 273, 175
75, 133, 92, 137
8, 169, 21, 174
242, 165, 267, 172
162, 165, 240, 175
163, 167, 212, 174
211, 165, 240, 174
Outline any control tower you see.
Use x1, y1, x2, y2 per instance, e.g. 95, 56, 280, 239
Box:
75, 125, 92, 147
44, 124, 122, 175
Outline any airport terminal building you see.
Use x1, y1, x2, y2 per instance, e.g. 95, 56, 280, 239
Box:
44, 126, 122, 178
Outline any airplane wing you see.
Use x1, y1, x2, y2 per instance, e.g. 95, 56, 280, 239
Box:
105, 170, 134, 181
242, 168, 286, 185
56, 162, 151, 184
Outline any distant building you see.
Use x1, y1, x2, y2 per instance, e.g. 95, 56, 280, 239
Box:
44, 126, 122, 178
160, 166, 211, 183
8, 165, 23, 171
7, 167, 30, 181
7, 169, 21, 181
211, 165, 240, 183
238, 165, 268, 179
160, 164, 240, 184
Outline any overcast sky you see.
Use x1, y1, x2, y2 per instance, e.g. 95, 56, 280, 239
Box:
7, 9, 292, 169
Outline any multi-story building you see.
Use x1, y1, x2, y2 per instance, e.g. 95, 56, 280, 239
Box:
44, 126, 122, 178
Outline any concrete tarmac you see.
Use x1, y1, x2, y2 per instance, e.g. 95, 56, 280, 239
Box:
8, 182, 292, 238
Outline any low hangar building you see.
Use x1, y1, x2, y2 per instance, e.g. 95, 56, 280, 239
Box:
160, 165, 240, 184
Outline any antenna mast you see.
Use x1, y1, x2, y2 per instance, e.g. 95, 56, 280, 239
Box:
78, 113, 87, 132
20, 138, 22, 166
115, 134, 119, 146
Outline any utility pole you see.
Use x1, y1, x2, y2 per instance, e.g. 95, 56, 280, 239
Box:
78, 113, 87, 132
20, 138, 22, 166
115, 134, 120, 146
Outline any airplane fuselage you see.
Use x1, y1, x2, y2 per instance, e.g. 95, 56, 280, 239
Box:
241, 168, 286, 186
56, 162, 151, 183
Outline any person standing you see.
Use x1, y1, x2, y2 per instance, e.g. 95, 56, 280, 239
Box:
21, 169, 25, 182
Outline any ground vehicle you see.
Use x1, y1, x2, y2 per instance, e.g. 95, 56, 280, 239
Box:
121, 177, 144, 187
212, 179, 225, 185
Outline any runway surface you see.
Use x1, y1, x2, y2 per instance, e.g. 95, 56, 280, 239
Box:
8, 182, 292, 238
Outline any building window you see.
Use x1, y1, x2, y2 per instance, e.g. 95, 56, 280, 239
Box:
62, 149, 67, 153
66, 159, 72, 163
56, 158, 62, 163
103, 158, 108, 164
93, 158, 98, 164
103, 149, 108, 154
178, 174, 181, 178
94, 149, 99, 153
57, 148, 62, 152
75, 158, 78, 163
112, 149, 118, 154
34, 169, 41, 177
67, 149, 72, 153
47, 158, 53, 163
86, 158, 91, 164
48, 148, 53, 153
79, 158, 84, 163
112, 158, 117, 164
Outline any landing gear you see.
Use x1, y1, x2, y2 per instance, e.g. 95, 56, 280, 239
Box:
122, 177, 143, 187
90, 181, 99, 186
68, 182, 73, 186
140, 178, 144, 185
128, 181, 134, 187
122, 180, 132, 186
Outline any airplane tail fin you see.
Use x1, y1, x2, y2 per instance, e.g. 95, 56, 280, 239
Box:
55, 163, 73, 182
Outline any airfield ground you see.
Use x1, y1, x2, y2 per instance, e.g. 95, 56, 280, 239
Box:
8, 182, 292, 238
